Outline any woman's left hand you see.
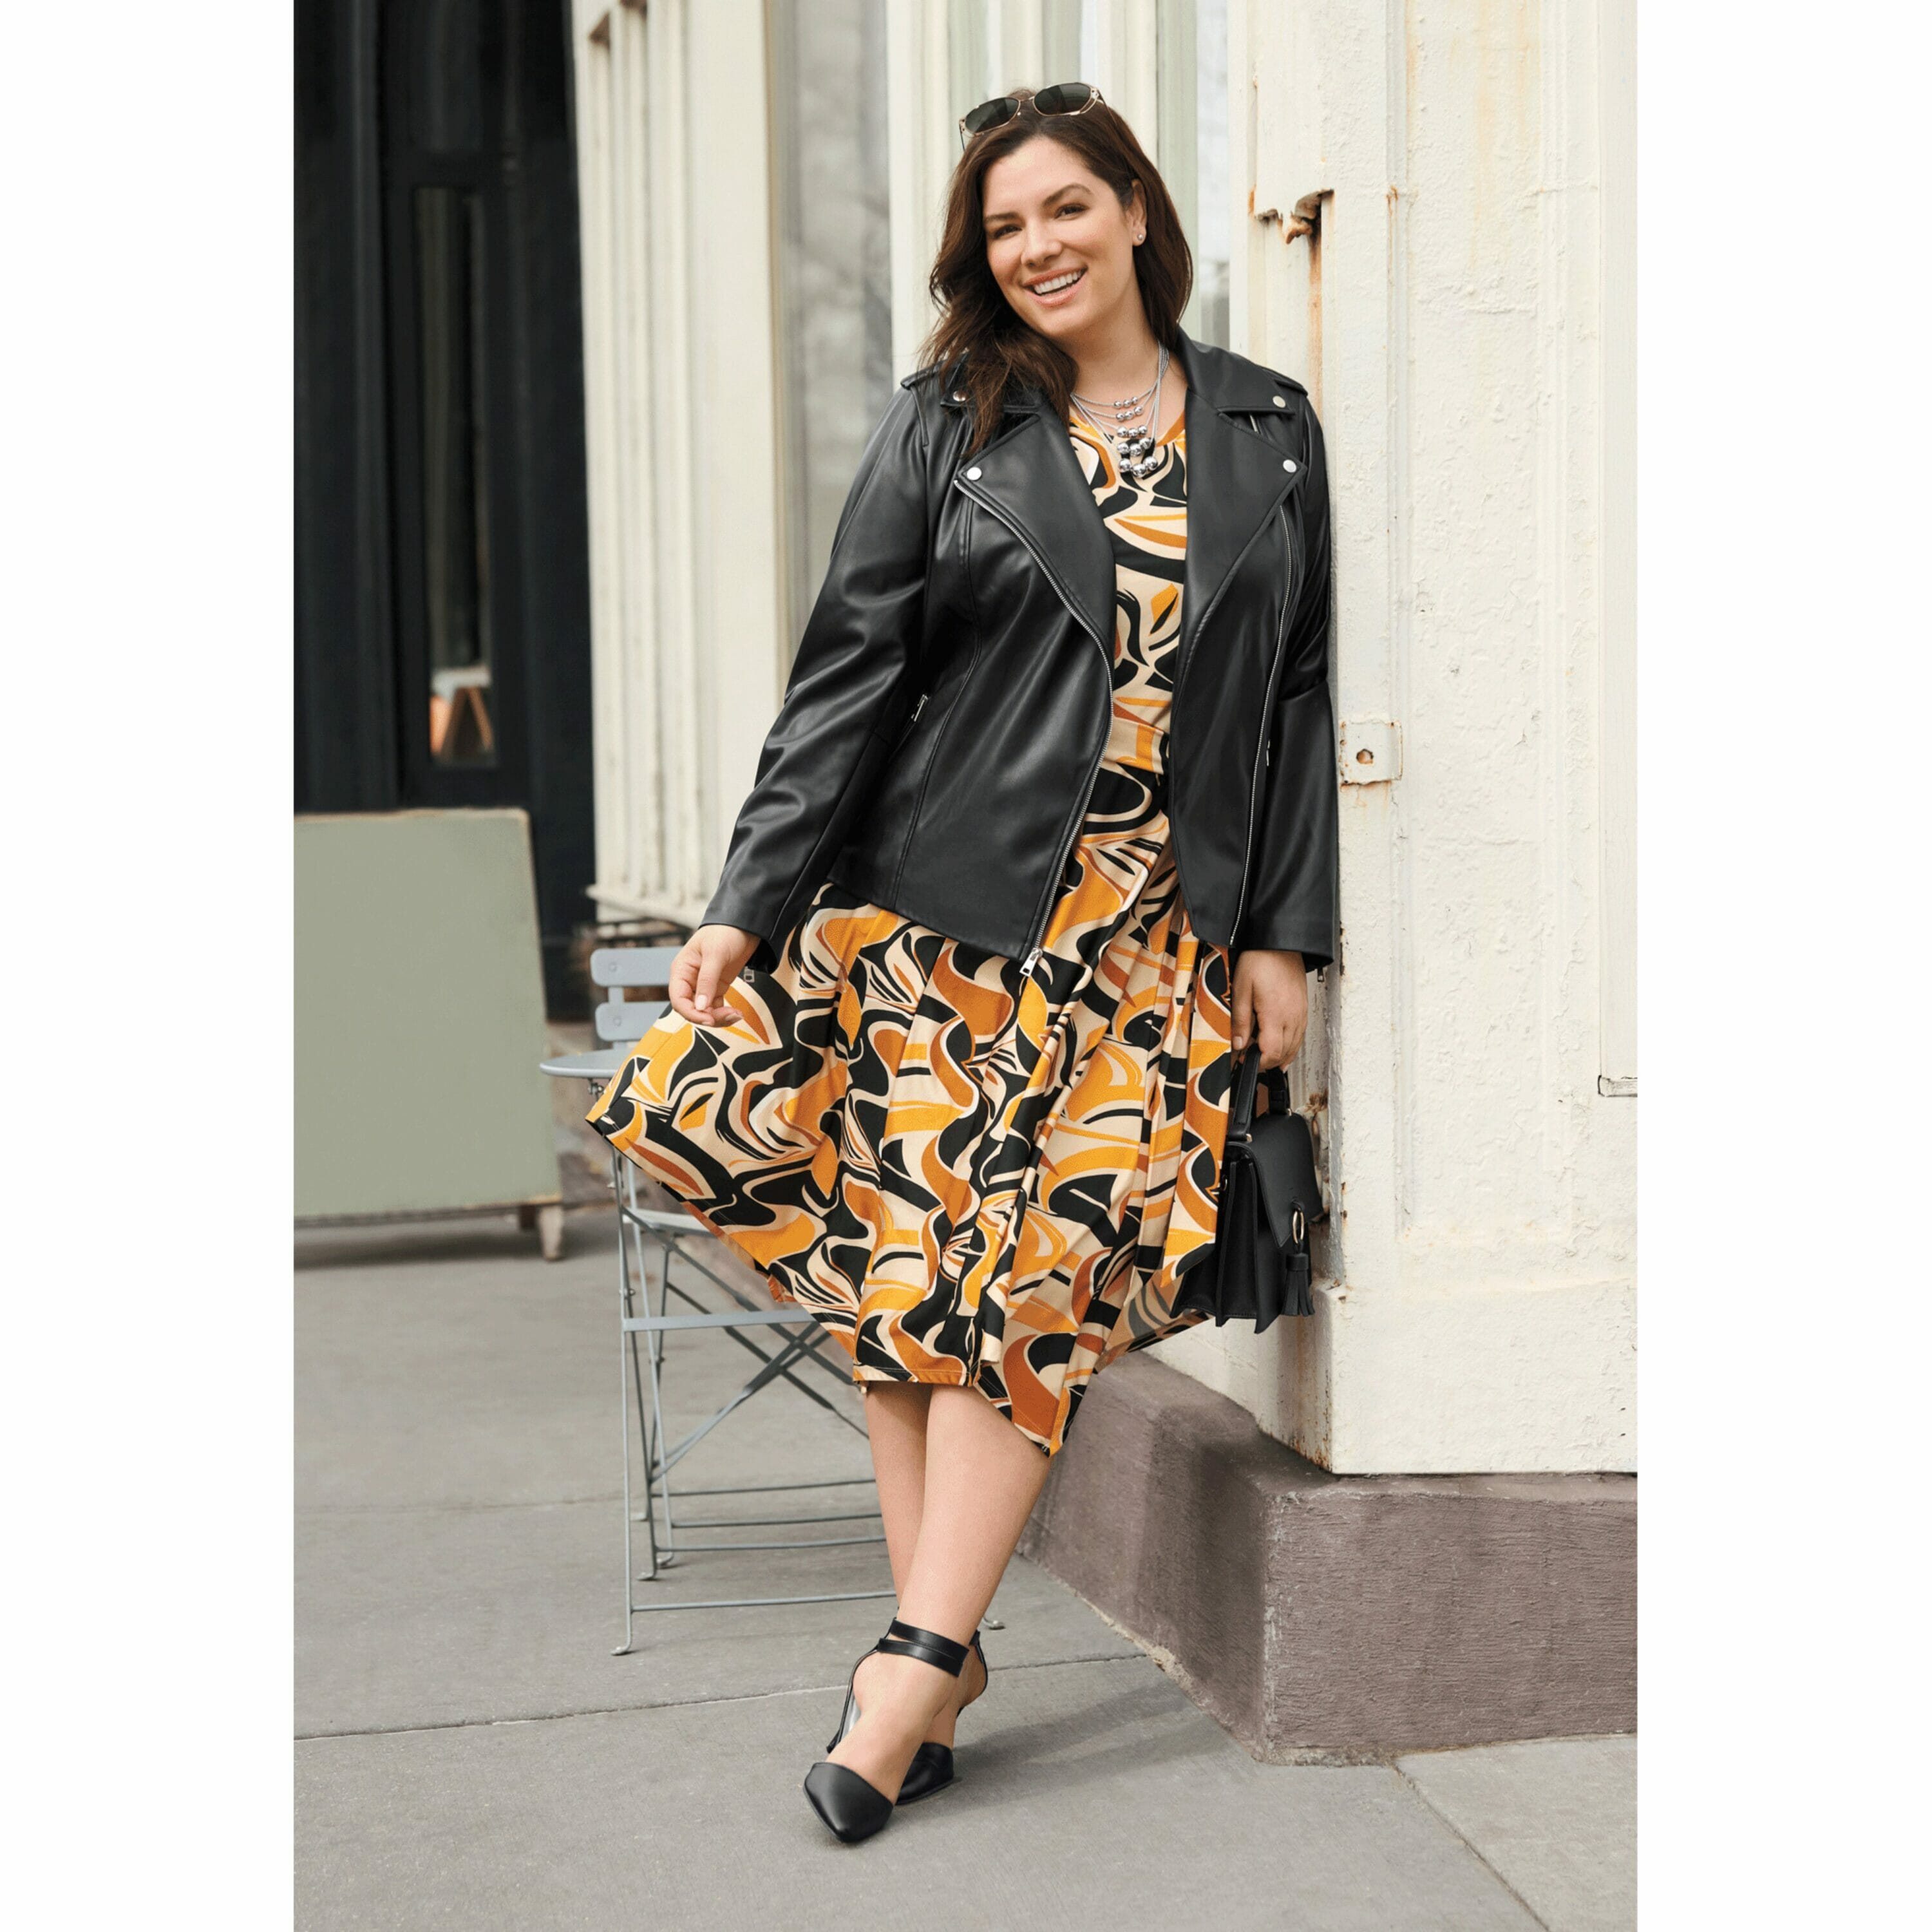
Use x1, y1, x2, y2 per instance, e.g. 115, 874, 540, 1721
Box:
1231, 949, 1309, 1070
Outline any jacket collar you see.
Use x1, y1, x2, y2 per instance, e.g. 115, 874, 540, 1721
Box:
942, 332, 1307, 669
933, 330, 1303, 419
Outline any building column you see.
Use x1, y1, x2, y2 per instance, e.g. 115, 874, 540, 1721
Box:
1151, 0, 1637, 1477
571, 0, 786, 927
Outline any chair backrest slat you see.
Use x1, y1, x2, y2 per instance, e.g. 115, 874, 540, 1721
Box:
590, 945, 681, 989
596, 998, 669, 1045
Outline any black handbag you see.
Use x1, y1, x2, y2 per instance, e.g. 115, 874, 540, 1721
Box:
1170, 1044, 1323, 1332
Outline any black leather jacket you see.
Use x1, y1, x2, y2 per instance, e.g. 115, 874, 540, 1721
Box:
701, 330, 1340, 976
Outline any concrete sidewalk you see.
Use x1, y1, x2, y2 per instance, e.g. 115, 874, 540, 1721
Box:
295, 1207, 1633, 1931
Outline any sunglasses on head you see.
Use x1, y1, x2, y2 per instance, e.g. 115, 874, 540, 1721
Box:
958, 81, 1103, 151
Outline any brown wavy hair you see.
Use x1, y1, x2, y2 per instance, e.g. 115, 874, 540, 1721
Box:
919, 91, 1193, 453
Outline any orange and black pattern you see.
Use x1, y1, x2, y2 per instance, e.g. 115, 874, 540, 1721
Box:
587, 417, 1233, 1455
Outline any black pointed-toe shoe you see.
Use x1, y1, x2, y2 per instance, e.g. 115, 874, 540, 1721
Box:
800, 1759, 896, 1844
896, 1629, 989, 1805
803, 1618, 973, 1844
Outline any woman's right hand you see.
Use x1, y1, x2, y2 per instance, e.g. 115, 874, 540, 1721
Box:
668, 924, 760, 1028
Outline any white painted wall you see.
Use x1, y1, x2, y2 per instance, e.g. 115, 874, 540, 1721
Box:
1151, 0, 1638, 1473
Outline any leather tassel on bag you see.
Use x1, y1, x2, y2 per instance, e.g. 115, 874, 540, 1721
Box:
1171, 1044, 1325, 1332
1287, 1249, 1313, 1320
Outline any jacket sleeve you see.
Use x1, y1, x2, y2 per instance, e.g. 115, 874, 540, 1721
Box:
1235, 398, 1340, 972
699, 382, 931, 971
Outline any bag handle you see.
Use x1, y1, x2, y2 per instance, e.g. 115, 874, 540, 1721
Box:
1226, 1043, 1264, 1143
1227, 1043, 1293, 1142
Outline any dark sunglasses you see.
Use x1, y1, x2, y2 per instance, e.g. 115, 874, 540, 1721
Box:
958, 81, 1103, 151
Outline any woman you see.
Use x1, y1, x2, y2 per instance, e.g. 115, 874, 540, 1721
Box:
587, 82, 1336, 1844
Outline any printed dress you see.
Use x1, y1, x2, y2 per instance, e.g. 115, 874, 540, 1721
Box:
587, 414, 1233, 1456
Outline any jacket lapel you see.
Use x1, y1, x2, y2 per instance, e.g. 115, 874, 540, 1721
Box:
947, 332, 1305, 665
954, 406, 1115, 651
1174, 378, 1303, 682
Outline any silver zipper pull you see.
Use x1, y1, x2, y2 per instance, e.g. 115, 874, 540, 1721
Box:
911, 691, 927, 721
1021, 944, 1043, 975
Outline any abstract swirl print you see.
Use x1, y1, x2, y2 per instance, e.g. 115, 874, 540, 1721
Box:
587, 415, 1235, 1456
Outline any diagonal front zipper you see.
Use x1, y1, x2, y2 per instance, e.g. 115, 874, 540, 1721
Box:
893, 688, 928, 750
956, 455, 1300, 974
952, 473, 1115, 972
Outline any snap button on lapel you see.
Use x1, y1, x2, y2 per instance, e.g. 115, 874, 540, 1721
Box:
965, 466, 983, 480
1273, 394, 1287, 406
1282, 458, 1297, 472
952, 391, 965, 401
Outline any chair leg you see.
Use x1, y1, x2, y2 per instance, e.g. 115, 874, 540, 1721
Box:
615, 1251, 639, 1654
641, 1238, 678, 1558
621, 1171, 677, 1560
626, 1217, 661, 1477
611, 1147, 663, 1594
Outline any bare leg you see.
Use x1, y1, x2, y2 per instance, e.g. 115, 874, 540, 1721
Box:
861, 1383, 930, 1596
860, 1380, 984, 1748
829, 1385, 1050, 1797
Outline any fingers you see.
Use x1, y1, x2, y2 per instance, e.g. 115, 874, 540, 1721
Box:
1230, 972, 1255, 1056
1249, 1012, 1308, 1072
1268, 1016, 1307, 1071
1237, 955, 1310, 1070
691, 945, 723, 1017
692, 963, 744, 1028
1236, 994, 1300, 1068
674, 934, 747, 1029
1252, 1012, 1314, 1074
668, 947, 702, 1025
671, 942, 738, 1028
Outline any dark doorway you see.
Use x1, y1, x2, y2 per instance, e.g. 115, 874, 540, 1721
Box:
296, 0, 594, 1015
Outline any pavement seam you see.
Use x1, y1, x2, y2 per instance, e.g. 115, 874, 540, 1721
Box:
295, 1651, 1150, 1743
1390, 1763, 1552, 1931
297, 1494, 884, 1517
299, 1496, 627, 1515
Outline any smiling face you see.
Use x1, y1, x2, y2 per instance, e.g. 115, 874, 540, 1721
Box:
980, 136, 1146, 350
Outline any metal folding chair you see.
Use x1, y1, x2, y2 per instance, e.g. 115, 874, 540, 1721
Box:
541, 946, 892, 1654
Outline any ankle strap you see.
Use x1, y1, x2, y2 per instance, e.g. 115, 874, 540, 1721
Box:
875, 1617, 971, 1676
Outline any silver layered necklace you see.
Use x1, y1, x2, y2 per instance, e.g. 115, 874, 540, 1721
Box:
1070, 345, 1171, 482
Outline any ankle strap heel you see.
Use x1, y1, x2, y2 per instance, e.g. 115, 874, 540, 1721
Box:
803, 1617, 976, 1843
896, 1627, 990, 1808
875, 1617, 971, 1676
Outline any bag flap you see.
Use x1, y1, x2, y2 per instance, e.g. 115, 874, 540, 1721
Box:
1248, 1110, 1320, 1250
